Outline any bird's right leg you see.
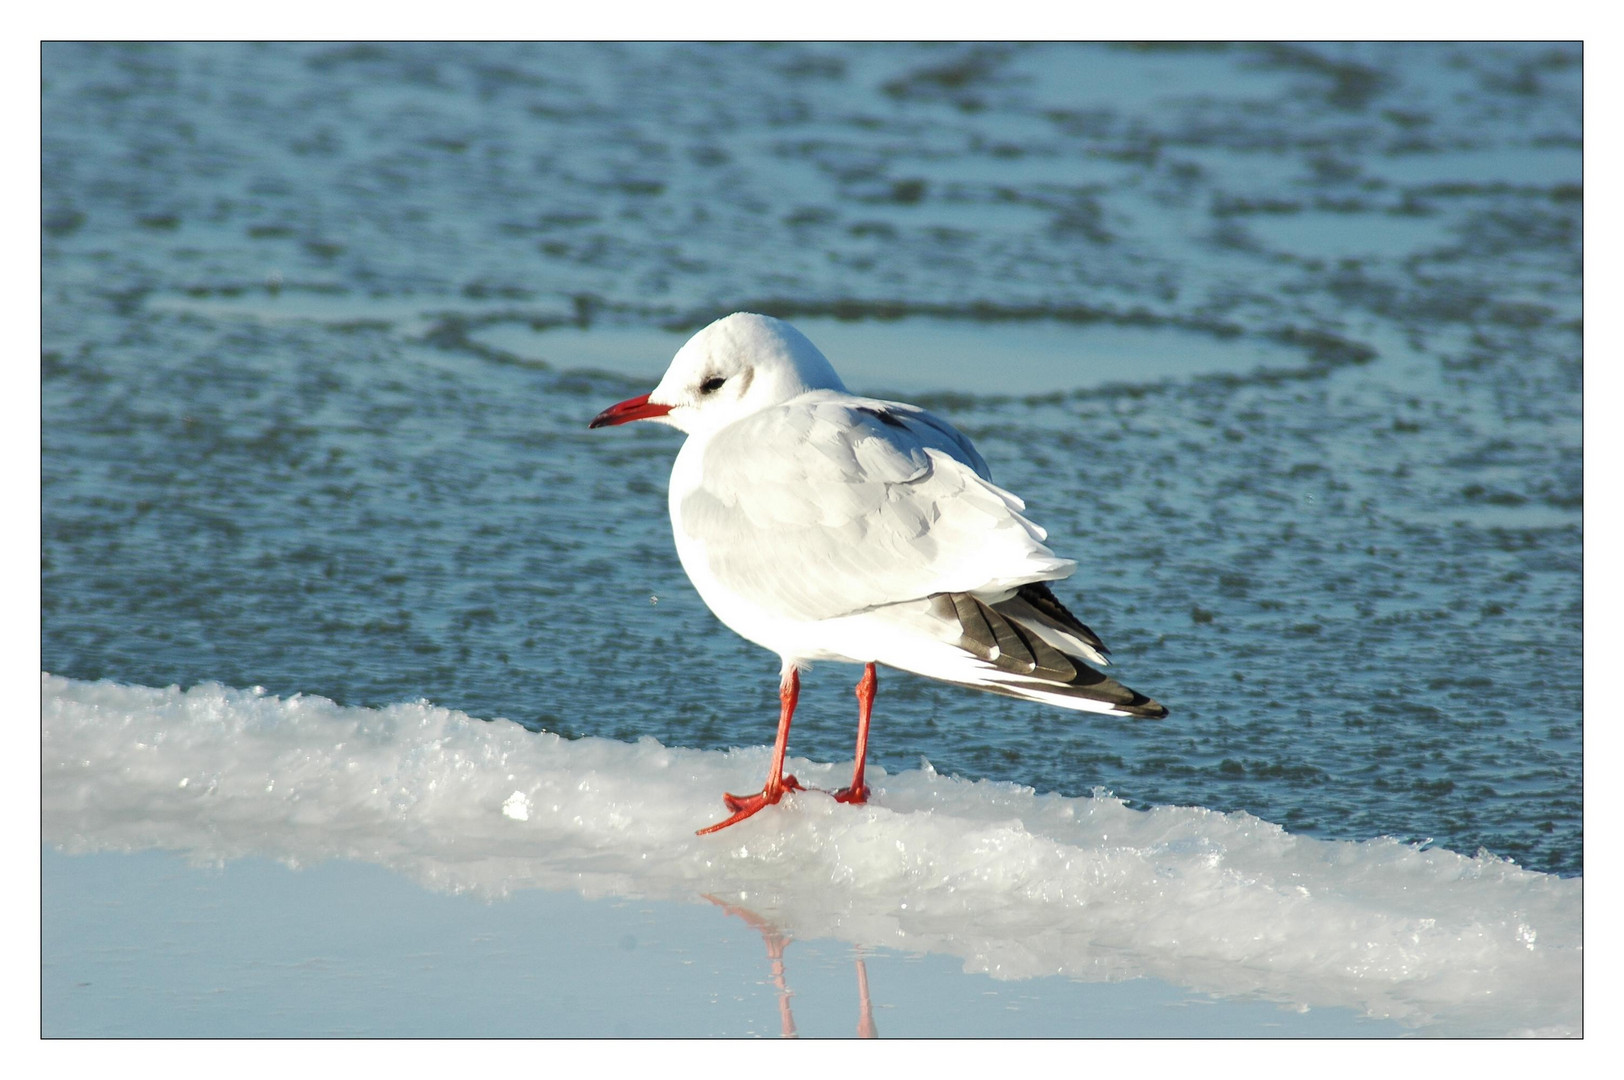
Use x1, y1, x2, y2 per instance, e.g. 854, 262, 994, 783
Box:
697, 665, 804, 835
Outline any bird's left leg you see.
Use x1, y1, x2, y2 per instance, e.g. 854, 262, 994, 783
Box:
832, 662, 875, 805
697, 664, 806, 834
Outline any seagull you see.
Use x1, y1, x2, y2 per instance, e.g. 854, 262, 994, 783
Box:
590, 312, 1166, 834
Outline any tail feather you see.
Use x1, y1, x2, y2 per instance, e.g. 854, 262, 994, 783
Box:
928, 591, 1167, 719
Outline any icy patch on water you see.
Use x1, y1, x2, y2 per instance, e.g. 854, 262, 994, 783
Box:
41, 674, 1581, 1036
471, 317, 1314, 396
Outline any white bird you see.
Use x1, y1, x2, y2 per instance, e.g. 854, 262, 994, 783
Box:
590, 313, 1166, 834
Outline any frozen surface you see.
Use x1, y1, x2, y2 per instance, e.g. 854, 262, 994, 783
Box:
467, 318, 1315, 395
42, 847, 1405, 1038
43, 674, 1581, 1037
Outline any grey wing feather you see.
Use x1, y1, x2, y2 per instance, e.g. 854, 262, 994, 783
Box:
930, 592, 1166, 718
680, 396, 1073, 622
993, 581, 1111, 665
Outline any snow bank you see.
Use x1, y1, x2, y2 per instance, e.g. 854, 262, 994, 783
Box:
41, 674, 1581, 1035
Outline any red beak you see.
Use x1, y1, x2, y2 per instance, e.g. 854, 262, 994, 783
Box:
589, 392, 674, 429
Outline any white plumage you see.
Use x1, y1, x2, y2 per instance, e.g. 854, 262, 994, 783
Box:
590, 312, 1164, 833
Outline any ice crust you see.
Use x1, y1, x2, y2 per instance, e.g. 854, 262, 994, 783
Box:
41, 674, 1581, 1036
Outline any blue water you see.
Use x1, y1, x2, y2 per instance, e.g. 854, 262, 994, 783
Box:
42, 41, 1582, 881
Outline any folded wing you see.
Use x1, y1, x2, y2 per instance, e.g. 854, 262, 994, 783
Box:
679, 394, 1075, 624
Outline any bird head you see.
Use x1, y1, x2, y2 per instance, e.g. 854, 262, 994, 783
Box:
589, 312, 848, 436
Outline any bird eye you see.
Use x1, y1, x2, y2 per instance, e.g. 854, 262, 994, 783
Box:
699, 376, 726, 394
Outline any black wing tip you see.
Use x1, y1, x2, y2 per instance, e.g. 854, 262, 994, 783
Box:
1043, 675, 1168, 719
1119, 694, 1169, 720
974, 676, 1169, 719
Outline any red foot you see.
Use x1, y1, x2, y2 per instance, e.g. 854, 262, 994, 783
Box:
697, 775, 803, 835
830, 785, 869, 805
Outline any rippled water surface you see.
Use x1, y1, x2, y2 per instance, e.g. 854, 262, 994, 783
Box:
43, 42, 1581, 875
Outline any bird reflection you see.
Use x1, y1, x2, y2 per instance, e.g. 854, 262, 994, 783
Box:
704, 895, 877, 1038
854, 947, 877, 1039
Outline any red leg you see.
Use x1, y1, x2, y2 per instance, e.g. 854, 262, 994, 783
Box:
697, 666, 805, 834
833, 663, 875, 804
